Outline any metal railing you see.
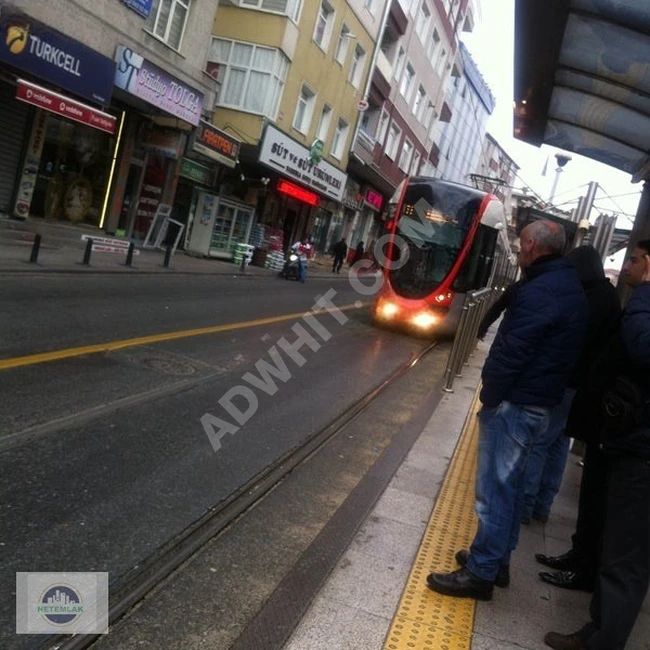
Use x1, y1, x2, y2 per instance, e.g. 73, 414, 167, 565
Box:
443, 287, 496, 392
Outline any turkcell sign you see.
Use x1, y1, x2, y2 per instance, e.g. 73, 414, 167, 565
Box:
114, 45, 203, 126
0, 14, 115, 106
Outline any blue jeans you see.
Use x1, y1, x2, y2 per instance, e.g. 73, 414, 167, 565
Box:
299, 260, 306, 282
466, 401, 550, 581
522, 388, 576, 520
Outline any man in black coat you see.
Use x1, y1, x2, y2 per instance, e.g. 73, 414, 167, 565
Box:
331, 238, 347, 274
545, 240, 650, 650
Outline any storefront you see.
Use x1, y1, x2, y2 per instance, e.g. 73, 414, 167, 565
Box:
104, 44, 205, 241
255, 124, 347, 254
0, 12, 117, 224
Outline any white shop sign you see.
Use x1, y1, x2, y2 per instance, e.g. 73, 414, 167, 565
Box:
258, 124, 347, 203
80, 235, 140, 255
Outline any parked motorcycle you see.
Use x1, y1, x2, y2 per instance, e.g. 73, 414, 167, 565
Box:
279, 252, 301, 281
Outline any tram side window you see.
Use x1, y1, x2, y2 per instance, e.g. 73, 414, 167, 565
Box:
452, 225, 497, 292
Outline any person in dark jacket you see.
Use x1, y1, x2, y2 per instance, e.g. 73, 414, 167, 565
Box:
331, 238, 347, 274
426, 220, 588, 601
522, 246, 621, 528
545, 240, 650, 650
535, 247, 621, 592
351, 240, 364, 266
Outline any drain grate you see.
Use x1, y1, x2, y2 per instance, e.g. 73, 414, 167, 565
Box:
383, 390, 480, 650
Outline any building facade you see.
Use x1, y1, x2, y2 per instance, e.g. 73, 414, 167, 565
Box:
0, 0, 227, 247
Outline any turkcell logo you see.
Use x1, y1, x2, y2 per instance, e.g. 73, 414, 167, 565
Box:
16, 572, 109, 634
38, 584, 83, 626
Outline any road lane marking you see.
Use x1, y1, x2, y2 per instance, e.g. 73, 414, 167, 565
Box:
0, 303, 367, 371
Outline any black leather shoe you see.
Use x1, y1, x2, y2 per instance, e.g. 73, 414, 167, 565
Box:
544, 631, 588, 649
426, 567, 493, 601
535, 549, 578, 571
455, 549, 510, 588
539, 570, 594, 592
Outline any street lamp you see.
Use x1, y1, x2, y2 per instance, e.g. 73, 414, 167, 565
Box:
548, 153, 572, 204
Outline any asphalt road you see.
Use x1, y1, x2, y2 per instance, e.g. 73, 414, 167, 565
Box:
0, 272, 436, 648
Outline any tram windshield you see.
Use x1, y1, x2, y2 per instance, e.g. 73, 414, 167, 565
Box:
389, 181, 483, 299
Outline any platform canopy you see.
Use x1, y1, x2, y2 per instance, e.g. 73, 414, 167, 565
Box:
514, 0, 650, 183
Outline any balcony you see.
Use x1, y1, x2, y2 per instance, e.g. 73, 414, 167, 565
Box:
357, 128, 377, 154
376, 50, 393, 88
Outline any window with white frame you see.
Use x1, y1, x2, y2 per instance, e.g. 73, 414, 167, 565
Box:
394, 46, 405, 80
437, 48, 447, 74
375, 107, 390, 144
348, 44, 366, 88
331, 117, 349, 159
316, 103, 332, 141
415, 2, 431, 42
427, 29, 440, 61
400, 62, 415, 101
399, 138, 414, 171
385, 122, 401, 160
425, 101, 435, 129
414, 85, 426, 120
146, 0, 190, 50
410, 149, 421, 176
210, 38, 289, 119
334, 24, 350, 64
293, 84, 316, 133
314, 0, 335, 51
239, 0, 301, 20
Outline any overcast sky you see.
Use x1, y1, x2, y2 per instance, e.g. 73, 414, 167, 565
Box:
460, 0, 643, 237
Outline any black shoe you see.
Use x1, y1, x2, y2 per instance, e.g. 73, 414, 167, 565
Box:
535, 549, 578, 571
539, 570, 594, 592
455, 549, 510, 588
544, 631, 588, 649
426, 566, 493, 601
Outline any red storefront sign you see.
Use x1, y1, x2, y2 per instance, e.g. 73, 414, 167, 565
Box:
277, 179, 319, 206
16, 79, 117, 134
365, 188, 384, 211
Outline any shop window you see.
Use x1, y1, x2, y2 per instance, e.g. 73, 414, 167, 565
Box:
210, 38, 289, 119
146, 0, 190, 51
314, 1, 335, 52
331, 118, 349, 160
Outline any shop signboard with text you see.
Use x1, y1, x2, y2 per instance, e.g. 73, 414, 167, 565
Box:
0, 14, 115, 105
259, 125, 347, 203
114, 45, 204, 126
122, 0, 153, 18
191, 121, 240, 168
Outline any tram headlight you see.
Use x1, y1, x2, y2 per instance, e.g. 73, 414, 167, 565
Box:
412, 312, 438, 329
379, 301, 399, 319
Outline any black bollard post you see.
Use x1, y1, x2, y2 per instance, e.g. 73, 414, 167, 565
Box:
125, 242, 135, 267
29, 234, 41, 264
82, 238, 93, 265
163, 243, 172, 268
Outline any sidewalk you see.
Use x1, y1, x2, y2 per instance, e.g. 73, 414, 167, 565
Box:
0, 215, 359, 278
284, 340, 650, 650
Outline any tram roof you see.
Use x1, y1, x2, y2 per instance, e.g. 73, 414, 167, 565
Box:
408, 177, 489, 199
513, 0, 650, 183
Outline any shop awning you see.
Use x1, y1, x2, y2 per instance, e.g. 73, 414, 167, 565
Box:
514, 0, 650, 182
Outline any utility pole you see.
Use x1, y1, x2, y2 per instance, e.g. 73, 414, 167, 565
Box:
548, 153, 572, 203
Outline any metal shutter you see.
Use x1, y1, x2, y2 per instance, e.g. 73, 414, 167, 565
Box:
0, 81, 30, 213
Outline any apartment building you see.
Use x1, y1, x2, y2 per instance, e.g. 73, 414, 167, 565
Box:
476, 132, 520, 208
194, 0, 385, 258
0, 0, 226, 244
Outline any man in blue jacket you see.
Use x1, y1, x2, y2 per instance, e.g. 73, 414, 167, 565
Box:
427, 219, 588, 601
545, 240, 650, 650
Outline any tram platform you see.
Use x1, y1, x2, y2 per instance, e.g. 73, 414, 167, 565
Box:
283, 339, 650, 650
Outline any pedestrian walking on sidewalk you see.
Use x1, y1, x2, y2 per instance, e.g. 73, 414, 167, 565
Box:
545, 241, 650, 650
522, 246, 621, 528
331, 238, 347, 274
426, 220, 588, 601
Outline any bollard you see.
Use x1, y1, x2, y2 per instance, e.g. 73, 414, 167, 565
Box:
455, 294, 477, 377
163, 243, 172, 268
82, 238, 93, 265
240, 253, 247, 273
125, 242, 135, 267
29, 234, 41, 264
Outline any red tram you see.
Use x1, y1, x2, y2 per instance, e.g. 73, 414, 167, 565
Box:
371, 178, 518, 336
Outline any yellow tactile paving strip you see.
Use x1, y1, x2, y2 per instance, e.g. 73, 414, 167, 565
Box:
383, 389, 480, 650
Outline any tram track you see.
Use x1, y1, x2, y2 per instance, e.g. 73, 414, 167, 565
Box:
40, 339, 440, 650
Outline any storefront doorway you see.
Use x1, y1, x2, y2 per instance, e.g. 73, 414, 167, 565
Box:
116, 159, 145, 236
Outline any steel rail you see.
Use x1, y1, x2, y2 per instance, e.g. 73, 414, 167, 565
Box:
43, 340, 439, 650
